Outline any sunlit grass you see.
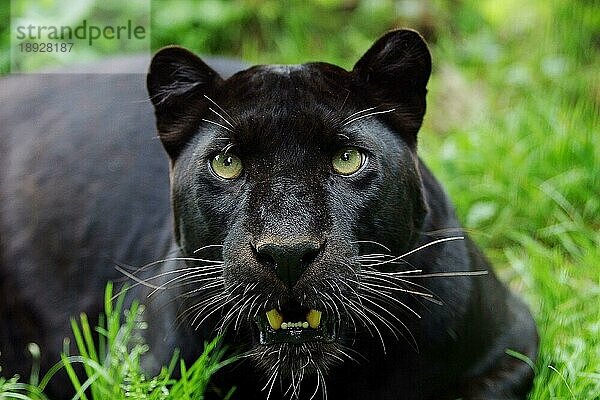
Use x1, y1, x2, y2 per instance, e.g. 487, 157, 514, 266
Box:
0, 283, 235, 400
420, 0, 599, 397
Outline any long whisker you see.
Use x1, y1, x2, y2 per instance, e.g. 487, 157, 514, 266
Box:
192, 293, 242, 329
113, 263, 223, 298
148, 269, 223, 297
362, 236, 464, 267
403, 270, 488, 278
351, 240, 391, 252
203, 94, 236, 127
202, 118, 233, 133
122, 256, 223, 275
343, 108, 396, 126
360, 280, 434, 299
193, 244, 224, 254
342, 106, 377, 122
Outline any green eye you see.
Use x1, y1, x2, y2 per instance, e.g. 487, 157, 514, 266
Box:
332, 147, 365, 175
210, 152, 243, 179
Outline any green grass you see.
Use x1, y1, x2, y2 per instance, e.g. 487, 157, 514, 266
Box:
1, 0, 598, 398
0, 283, 235, 400
419, 0, 599, 398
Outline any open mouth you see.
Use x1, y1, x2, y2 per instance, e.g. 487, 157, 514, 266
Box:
255, 306, 336, 345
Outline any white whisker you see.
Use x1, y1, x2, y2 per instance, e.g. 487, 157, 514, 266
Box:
351, 240, 391, 252
362, 236, 464, 268
193, 244, 224, 254
203, 94, 236, 128
343, 108, 396, 126
342, 106, 377, 122
404, 270, 488, 278
202, 118, 233, 133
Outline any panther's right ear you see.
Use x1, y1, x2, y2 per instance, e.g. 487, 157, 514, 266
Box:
147, 46, 223, 158
352, 29, 431, 146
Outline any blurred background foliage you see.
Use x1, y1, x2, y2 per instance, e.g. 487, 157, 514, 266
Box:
0, 0, 598, 398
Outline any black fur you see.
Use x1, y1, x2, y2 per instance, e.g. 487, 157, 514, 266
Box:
0, 30, 537, 399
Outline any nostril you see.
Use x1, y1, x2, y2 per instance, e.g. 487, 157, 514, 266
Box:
259, 254, 275, 267
300, 248, 320, 267
252, 243, 275, 268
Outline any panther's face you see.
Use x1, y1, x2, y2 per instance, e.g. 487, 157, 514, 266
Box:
148, 29, 432, 394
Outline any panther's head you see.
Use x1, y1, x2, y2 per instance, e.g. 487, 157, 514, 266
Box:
147, 29, 432, 394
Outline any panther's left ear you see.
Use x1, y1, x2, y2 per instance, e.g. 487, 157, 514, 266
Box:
352, 29, 431, 145
147, 46, 223, 159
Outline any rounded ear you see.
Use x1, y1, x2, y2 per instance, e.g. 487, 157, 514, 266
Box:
352, 29, 432, 144
147, 46, 223, 158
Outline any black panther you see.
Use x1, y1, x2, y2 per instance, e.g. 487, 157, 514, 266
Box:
0, 29, 537, 399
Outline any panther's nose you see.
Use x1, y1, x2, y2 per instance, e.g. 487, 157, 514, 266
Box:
255, 240, 322, 288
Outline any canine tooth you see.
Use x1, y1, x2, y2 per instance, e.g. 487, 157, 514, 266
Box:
266, 309, 283, 330
306, 309, 322, 328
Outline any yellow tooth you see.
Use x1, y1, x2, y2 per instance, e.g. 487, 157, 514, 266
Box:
266, 309, 283, 330
306, 309, 322, 329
